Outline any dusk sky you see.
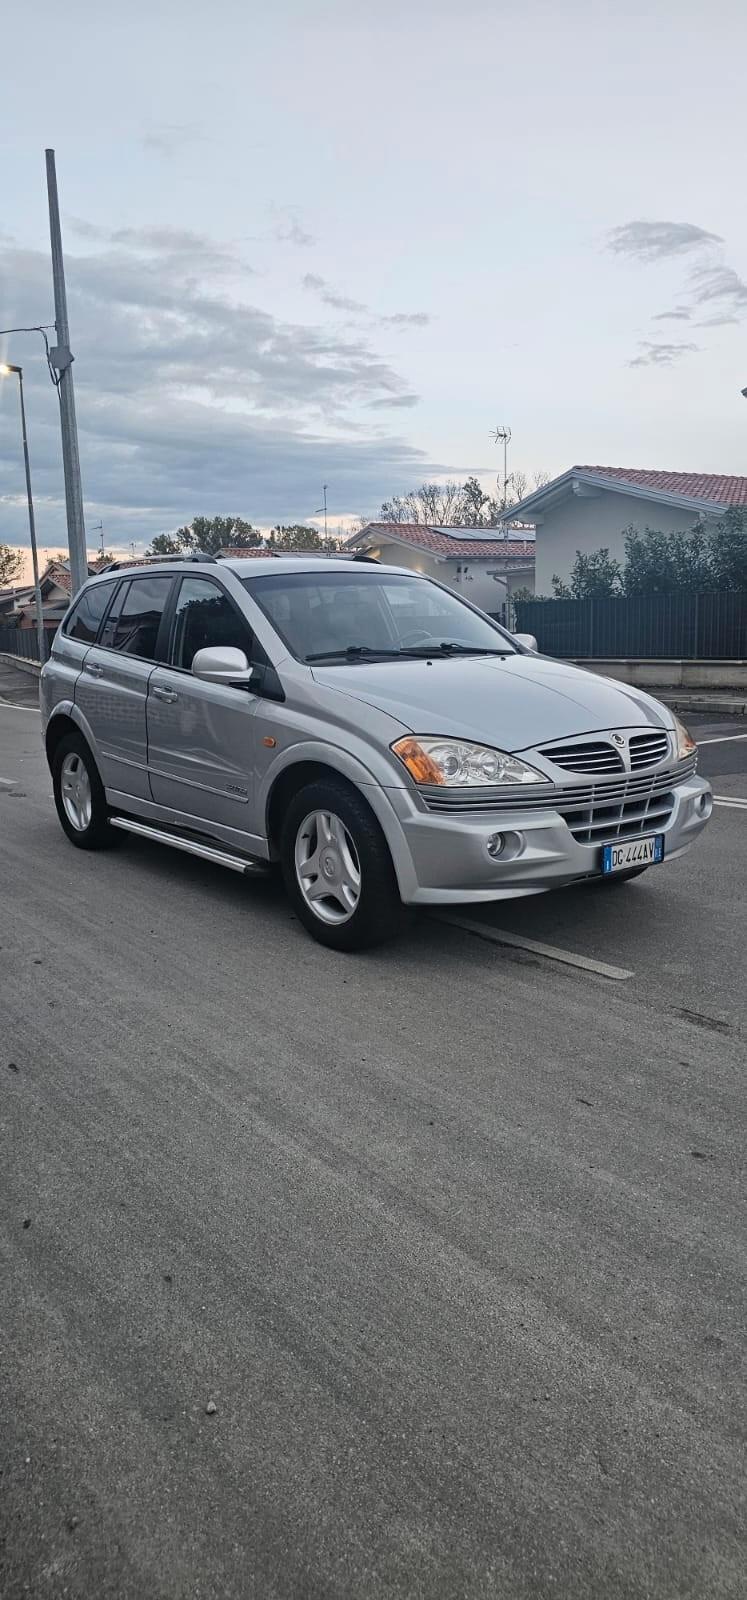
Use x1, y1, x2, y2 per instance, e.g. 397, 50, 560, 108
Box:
1, 0, 745, 561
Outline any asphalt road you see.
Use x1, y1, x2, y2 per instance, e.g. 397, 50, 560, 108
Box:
1, 666, 745, 1599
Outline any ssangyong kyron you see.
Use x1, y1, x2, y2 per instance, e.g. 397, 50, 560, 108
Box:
40, 555, 712, 949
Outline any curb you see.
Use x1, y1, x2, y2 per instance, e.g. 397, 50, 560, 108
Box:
0, 653, 42, 678
659, 693, 747, 717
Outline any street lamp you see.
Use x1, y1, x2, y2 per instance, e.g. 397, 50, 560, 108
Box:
0, 362, 46, 664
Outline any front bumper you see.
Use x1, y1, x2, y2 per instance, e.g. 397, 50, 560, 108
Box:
377, 770, 712, 905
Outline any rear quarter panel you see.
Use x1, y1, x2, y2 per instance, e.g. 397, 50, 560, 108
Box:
40, 633, 90, 738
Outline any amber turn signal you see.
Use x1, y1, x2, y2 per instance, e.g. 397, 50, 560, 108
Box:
391, 737, 445, 786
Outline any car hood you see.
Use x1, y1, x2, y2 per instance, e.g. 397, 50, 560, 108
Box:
310, 654, 673, 751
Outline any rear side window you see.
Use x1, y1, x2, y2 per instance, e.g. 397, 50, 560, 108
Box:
64, 580, 118, 643
109, 576, 173, 660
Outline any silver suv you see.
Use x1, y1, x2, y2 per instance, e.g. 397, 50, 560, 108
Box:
40, 553, 712, 950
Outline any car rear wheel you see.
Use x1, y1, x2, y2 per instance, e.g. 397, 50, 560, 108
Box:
280, 779, 403, 951
52, 731, 114, 850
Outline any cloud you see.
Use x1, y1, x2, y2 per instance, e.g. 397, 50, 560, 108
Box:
67, 220, 249, 280
303, 273, 364, 315
696, 313, 740, 328
302, 272, 431, 331
609, 217, 746, 359
271, 207, 316, 248
382, 311, 430, 327
689, 263, 747, 317
367, 394, 420, 409
0, 227, 438, 543
608, 220, 723, 262
141, 122, 204, 157
628, 341, 700, 368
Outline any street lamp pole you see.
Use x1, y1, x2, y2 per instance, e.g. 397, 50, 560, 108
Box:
45, 149, 88, 597
0, 362, 46, 664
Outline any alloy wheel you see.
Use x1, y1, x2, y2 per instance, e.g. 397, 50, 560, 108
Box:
294, 809, 362, 925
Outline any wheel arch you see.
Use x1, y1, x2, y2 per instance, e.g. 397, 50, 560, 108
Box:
45, 703, 102, 772
263, 745, 416, 899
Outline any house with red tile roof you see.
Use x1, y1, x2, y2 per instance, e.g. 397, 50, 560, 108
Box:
9, 555, 120, 629
347, 521, 536, 616
502, 467, 747, 595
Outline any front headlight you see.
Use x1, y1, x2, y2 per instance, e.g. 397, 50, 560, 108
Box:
391, 736, 549, 787
673, 715, 697, 760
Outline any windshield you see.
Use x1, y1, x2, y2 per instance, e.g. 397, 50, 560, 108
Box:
242, 570, 517, 663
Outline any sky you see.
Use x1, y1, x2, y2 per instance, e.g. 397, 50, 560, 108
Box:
1, 0, 746, 569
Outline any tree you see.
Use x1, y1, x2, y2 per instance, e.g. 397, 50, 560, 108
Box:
552, 548, 622, 599
374, 471, 547, 528
147, 516, 259, 557
378, 480, 466, 525
269, 524, 344, 551
707, 508, 747, 590
148, 533, 185, 557
0, 544, 24, 587
459, 475, 500, 527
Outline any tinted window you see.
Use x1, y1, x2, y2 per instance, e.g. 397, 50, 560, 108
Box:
64, 580, 118, 644
110, 576, 173, 659
99, 580, 128, 649
171, 577, 256, 670
243, 571, 515, 662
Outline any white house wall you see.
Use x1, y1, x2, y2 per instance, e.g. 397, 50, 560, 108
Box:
534, 491, 711, 593
369, 542, 508, 614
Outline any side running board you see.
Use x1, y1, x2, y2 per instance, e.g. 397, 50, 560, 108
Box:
108, 816, 268, 875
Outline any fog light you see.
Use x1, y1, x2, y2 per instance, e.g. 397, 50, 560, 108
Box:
696, 791, 713, 819
486, 832, 505, 859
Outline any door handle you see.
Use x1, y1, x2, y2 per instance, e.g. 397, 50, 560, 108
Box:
84, 662, 104, 677
152, 685, 178, 704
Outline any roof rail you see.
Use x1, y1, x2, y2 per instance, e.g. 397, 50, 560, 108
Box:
100, 550, 218, 572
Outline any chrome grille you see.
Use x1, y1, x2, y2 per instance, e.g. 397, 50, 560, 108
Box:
628, 730, 671, 769
559, 788, 674, 845
540, 739, 624, 775
420, 756, 697, 830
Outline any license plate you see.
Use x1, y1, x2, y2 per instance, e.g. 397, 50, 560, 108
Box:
602, 835, 664, 874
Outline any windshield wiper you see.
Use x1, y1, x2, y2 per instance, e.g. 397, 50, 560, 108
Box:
403, 641, 512, 657
306, 641, 512, 663
306, 644, 424, 662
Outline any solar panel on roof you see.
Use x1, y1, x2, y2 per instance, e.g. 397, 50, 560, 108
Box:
430, 526, 536, 542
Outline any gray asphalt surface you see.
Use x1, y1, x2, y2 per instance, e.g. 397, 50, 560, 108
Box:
1, 665, 745, 1599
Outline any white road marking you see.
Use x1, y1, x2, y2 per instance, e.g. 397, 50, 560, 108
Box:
713, 795, 747, 809
0, 700, 41, 712
0, 777, 18, 789
698, 734, 747, 744
433, 913, 633, 981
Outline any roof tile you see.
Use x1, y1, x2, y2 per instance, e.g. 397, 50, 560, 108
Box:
575, 467, 747, 507
218, 546, 275, 558
358, 523, 536, 560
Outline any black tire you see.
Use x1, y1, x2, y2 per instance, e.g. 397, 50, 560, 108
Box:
280, 778, 403, 951
52, 731, 115, 851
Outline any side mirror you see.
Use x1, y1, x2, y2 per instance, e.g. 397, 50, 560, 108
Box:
513, 632, 538, 653
191, 646, 254, 685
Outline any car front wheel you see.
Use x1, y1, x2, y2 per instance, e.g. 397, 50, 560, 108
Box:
280, 779, 403, 951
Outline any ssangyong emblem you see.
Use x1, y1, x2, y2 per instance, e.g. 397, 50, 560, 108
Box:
612, 733, 626, 746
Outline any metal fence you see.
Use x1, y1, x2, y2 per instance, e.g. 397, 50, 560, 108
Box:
0, 625, 56, 663
513, 592, 747, 660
